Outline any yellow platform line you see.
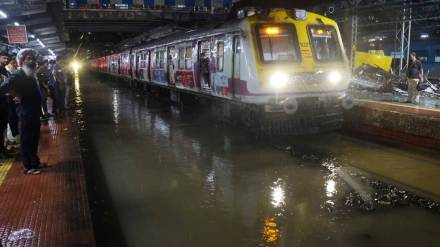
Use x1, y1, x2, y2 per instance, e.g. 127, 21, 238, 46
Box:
0, 159, 14, 186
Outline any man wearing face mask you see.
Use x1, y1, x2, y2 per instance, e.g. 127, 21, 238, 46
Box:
0, 48, 48, 175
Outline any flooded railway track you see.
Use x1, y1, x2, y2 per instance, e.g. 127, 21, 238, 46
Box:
74, 74, 440, 247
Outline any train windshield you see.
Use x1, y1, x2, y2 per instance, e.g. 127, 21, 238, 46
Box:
256, 24, 301, 63
308, 25, 342, 62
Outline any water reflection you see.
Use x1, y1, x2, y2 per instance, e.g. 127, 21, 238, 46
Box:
112, 89, 120, 126
74, 72, 80, 92
271, 183, 285, 209
80, 74, 440, 247
326, 179, 336, 198
261, 217, 280, 246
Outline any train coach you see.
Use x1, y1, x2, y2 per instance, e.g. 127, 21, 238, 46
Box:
90, 8, 353, 135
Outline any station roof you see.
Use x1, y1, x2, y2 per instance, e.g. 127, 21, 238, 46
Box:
0, 0, 66, 57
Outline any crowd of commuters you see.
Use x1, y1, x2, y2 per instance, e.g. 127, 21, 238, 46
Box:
0, 48, 74, 175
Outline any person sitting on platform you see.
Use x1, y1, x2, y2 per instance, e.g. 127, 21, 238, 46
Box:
0, 48, 48, 175
406, 52, 424, 104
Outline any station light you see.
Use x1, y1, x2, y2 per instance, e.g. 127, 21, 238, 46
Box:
0, 10, 7, 19
48, 49, 56, 56
37, 39, 45, 47
420, 34, 429, 39
14, 22, 19, 26
28, 33, 35, 39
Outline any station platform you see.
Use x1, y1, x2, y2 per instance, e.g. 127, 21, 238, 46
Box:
0, 115, 95, 246
344, 99, 440, 150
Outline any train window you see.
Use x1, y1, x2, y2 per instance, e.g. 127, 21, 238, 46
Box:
178, 47, 185, 69
435, 50, 440, 63
256, 24, 300, 63
185, 47, 192, 70
159, 51, 165, 69
217, 41, 224, 72
154, 52, 159, 68
308, 25, 342, 62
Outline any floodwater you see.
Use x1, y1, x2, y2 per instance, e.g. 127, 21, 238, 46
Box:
75, 74, 440, 247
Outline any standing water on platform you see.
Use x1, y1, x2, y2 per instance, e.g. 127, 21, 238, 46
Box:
75, 74, 440, 247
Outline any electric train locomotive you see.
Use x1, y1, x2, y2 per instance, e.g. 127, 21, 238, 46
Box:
90, 8, 352, 134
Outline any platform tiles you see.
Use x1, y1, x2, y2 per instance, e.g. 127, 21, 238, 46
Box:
0, 116, 95, 247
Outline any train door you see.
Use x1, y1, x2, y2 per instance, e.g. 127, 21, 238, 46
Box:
198, 40, 212, 90
147, 50, 151, 81
130, 52, 135, 79
135, 51, 141, 79
167, 46, 176, 85
231, 35, 241, 96
117, 56, 121, 75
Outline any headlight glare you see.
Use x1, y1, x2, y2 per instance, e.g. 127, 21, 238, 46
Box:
328, 71, 342, 84
270, 72, 288, 89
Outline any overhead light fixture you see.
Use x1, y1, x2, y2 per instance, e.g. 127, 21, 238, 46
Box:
14, 22, 19, 26
0, 10, 7, 19
48, 49, 56, 56
28, 33, 35, 39
420, 33, 429, 39
37, 39, 45, 47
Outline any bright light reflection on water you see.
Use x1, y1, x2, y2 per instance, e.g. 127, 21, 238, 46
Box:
112, 89, 120, 125
271, 180, 285, 208
326, 179, 336, 197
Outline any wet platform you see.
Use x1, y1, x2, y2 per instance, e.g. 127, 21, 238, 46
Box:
0, 115, 95, 246
344, 99, 440, 150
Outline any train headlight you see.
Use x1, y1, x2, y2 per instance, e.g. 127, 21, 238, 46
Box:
328, 71, 342, 84
270, 72, 288, 89
70, 61, 81, 72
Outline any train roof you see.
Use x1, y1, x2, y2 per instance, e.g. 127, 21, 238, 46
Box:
129, 20, 244, 51
103, 8, 336, 56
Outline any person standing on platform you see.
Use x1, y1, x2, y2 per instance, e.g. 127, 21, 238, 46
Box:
51, 60, 64, 113
406, 52, 424, 104
200, 51, 211, 89
6, 56, 18, 74
0, 48, 47, 175
64, 64, 75, 109
0, 52, 11, 159
5, 57, 20, 149
36, 60, 53, 118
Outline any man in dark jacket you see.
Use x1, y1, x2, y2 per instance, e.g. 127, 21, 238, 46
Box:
406, 52, 424, 104
36, 60, 51, 118
0, 52, 10, 159
0, 48, 46, 175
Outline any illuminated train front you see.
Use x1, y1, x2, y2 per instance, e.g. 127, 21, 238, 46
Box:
90, 8, 352, 135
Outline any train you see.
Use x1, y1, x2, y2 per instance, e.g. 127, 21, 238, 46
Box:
90, 8, 352, 135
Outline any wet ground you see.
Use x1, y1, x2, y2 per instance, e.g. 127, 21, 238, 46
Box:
75, 74, 440, 247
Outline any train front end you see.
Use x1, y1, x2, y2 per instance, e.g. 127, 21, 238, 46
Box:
245, 9, 351, 134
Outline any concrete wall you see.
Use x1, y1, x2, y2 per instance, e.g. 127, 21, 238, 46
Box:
344, 100, 440, 150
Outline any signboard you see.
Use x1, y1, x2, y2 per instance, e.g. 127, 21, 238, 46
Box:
6, 25, 28, 44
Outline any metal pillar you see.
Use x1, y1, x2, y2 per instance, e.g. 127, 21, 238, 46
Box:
350, 14, 358, 73
397, 6, 412, 75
